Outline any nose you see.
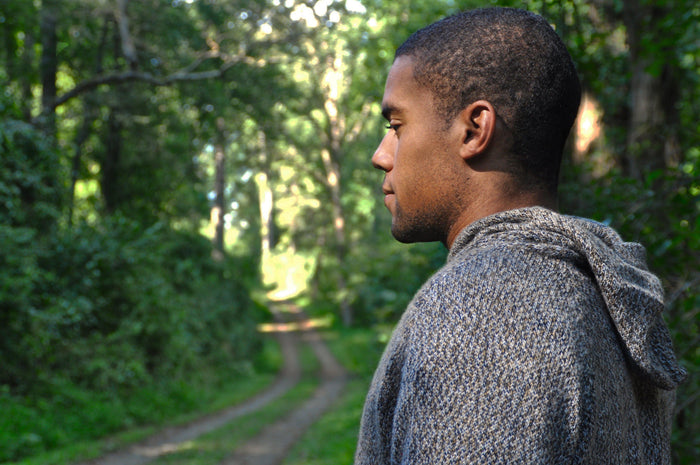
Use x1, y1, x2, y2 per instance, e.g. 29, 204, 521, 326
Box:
371, 132, 394, 172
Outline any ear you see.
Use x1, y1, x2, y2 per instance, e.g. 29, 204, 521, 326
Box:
457, 100, 496, 160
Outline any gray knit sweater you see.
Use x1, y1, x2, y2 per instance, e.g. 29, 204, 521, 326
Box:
355, 207, 686, 464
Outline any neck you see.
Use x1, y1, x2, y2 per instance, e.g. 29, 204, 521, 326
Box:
445, 185, 557, 249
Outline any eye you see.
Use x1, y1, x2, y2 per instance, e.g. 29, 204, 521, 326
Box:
385, 124, 400, 132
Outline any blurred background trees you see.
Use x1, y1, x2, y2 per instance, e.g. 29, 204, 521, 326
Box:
0, 0, 697, 462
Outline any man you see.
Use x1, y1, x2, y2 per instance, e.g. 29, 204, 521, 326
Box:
356, 8, 686, 465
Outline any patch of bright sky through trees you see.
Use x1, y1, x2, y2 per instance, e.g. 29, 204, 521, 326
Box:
173, 0, 367, 20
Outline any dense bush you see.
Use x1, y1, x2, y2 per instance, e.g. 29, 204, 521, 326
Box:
347, 240, 446, 326
1, 118, 64, 392
0, 217, 264, 460
0, 117, 265, 462
0, 119, 63, 232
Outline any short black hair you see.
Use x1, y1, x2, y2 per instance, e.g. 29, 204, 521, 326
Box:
396, 7, 581, 193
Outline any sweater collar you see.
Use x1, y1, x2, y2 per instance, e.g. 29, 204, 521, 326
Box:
446, 206, 556, 262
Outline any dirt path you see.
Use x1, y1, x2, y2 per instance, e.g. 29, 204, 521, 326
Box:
76, 304, 347, 465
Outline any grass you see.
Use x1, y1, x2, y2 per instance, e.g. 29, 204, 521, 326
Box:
282, 325, 386, 465
2, 336, 284, 465
147, 343, 320, 465
2, 297, 389, 465
146, 379, 318, 465
282, 377, 370, 465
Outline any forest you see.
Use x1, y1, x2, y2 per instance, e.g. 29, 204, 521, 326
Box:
0, 0, 698, 463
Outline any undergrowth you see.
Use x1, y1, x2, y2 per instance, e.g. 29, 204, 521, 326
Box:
1, 336, 281, 465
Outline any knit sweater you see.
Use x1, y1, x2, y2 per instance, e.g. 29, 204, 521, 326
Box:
355, 207, 686, 465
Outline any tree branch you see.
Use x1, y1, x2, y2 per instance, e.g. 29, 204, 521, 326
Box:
47, 54, 267, 111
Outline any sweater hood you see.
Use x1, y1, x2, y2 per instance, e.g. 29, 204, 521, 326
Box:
449, 207, 687, 390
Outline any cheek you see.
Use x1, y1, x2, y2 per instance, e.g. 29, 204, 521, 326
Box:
395, 166, 439, 211
395, 138, 429, 176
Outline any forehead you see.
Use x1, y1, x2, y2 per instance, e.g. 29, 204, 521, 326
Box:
382, 56, 435, 119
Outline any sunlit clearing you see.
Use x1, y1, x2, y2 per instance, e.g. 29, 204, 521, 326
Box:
264, 249, 315, 301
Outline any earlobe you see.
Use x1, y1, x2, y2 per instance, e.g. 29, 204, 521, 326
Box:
459, 100, 496, 160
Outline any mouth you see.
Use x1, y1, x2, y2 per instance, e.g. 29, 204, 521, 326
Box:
381, 185, 395, 209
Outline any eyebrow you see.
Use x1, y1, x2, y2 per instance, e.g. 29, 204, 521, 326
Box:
381, 104, 400, 121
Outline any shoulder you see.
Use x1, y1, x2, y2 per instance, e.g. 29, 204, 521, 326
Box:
408, 235, 610, 364
418, 233, 592, 311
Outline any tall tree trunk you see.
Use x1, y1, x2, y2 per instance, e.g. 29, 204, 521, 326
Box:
211, 117, 227, 260
321, 147, 352, 326
68, 19, 109, 226
4, 13, 35, 122
322, 49, 353, 326
624, 62, 666, 179
115, 0, 138, 69
256, 131, 274, 262
39, 0, 58, 139
20, 32, 36, 122
2, 13, 17, 80
622, 0, 679, 180
102, 110, 122, 213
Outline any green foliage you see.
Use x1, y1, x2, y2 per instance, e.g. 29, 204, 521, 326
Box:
0, 0, 698, 462
0, 225, 40, 389
282, 322, 385, 465
0, 119, 264, 460
0, 217, 265, 461
0, 116, 64, 391
0, 354, 281, 465
346, 240, 446, 326
0, 119, 63, 231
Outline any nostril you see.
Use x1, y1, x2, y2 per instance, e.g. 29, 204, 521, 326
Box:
372, 149, 392, 172
372, 158, 390, 172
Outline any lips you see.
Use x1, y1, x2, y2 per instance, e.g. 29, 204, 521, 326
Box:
381, 184, 395, 209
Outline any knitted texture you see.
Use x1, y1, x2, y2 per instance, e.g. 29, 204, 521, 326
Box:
355, 207, 686, 465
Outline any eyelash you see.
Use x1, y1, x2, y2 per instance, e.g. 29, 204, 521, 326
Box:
386, 124, 400, 131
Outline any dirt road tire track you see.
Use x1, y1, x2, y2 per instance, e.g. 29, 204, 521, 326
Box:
221, 306, 347, 465
74, 304, 346, 465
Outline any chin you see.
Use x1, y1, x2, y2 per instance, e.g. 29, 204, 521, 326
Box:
391, 232, 419, 244
391, 222, 440, 244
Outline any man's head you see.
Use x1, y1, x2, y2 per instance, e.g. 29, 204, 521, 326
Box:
372, 8, 581, 247
395, 7, 581, 193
